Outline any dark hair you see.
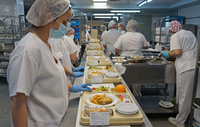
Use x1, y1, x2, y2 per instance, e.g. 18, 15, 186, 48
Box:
26, 24, 38, 33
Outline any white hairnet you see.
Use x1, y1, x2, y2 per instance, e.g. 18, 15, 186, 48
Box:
126, 20, 138, 31
108, 20, 117, 29
26, 0, 70, 27
100, 25, 107, 31
66, 27, 75, 35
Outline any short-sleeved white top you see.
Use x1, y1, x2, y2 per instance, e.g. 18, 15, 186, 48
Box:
62, 35, 78, 55
114, 31, 148, 56
49, 36, 73, 84
101, 29, 121, 55
7, 32, 68, 127
170, 29, 198, 74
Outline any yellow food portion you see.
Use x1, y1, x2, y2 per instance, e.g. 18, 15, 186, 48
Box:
89, 94, 112, 105
85, 108, 109, 116
88, 71, 102, 79
133, 56, 142, 58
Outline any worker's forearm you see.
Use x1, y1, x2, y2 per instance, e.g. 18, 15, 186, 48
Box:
63, 65, 73, 75
103, 44, 107, 49
11, 94, 28, 127
168, 50, 181, 58
68, 83, 72, 91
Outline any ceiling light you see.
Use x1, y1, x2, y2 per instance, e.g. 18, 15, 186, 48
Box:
93, 13, 115, 16
116, 13, 123, 15
138, 1, 147, 7
93, 0, 107, 1
94, 3, 107, 5
69, 4, 72, 7
111, 10, 140, 13
95, 17, 112, 18
147, 0, 152, 2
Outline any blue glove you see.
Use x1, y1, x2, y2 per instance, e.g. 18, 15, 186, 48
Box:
71, 72, 84, 77
73, 66, 85, 72
162, 51, 170, 58
70, 83, 92, 92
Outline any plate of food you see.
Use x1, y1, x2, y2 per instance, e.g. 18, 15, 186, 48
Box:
92, 86, 110, 92
85, 93, 120, 107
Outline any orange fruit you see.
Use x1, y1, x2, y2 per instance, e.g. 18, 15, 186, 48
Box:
98, 49, 101, 51
116, 84, 126, 92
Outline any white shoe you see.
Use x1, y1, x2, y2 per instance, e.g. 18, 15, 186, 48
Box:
168, 117, 185, 127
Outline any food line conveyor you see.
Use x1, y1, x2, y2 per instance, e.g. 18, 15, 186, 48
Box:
59, 50, 153, 127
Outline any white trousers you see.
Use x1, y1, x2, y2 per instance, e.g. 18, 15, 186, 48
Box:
194, 70, 200, 125
175, 69, 195, 126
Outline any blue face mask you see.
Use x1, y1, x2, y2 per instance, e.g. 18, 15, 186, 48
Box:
49, 20, 71, 39
118, 28, 122, 31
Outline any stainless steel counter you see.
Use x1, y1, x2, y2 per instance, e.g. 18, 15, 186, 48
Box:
121, 63, 176, 84
59, 54, 153, 127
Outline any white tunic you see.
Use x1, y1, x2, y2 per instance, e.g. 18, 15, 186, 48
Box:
170, 29, 198, 125
7, 33, 68, 127
114, 32, 148, 56
170, 29, 198, 74
101, 31, 107, 40
121, 30, 126, 34
101, 29, 121, 55
62, 35, 78, 55
49, 37, 72, 84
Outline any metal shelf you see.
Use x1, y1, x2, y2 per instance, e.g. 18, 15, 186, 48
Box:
0, 49, 12, 52
0, 73, 7, 77
0, 56, 9, 60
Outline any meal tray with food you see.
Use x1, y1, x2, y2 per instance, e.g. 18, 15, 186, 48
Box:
80, 87, 144, 126
86, 56, 111, 66
85, 67, 121, 83
89, 39, 100, 43
86, 50, 104, 56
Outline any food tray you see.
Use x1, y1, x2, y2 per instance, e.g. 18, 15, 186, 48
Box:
86, 56, 111, 66
85, 66, 121, 83
89, 39, 100, 43
80, 87, 144, 126
86, 50, 104, 56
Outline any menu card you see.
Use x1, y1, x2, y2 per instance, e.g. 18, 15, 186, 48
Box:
90, 112, 110, 126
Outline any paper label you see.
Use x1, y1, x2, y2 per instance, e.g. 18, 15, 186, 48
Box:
89, 51, 95, 56
90, 60, 98, 66
91, 75, 102, 84
90, 112, 109, 126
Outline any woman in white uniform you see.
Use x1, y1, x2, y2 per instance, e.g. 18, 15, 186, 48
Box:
7, 0, 91, 127
101, 20, 121, 56
100, 25, 107, 41
118, 23, 126, 34
163, 20, 198, 127
114, 20, 148, 57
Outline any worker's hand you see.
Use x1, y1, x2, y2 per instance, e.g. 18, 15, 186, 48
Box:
70, 83, 92, 92
162, 51, 170, 58
73, 66, 85, 72
71, 72, 84, 77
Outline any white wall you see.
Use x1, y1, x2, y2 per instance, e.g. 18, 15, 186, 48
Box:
178, 4, 200, 40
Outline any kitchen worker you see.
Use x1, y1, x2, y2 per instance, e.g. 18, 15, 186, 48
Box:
118, 22, 126, 34
66, 27, 75, 39
100, 25, 107, 41
49, 35, 84, 85
114, 20, 148, 57
162, 20, 198, 127
7, 0, 91, 127
101, 20, 121, 56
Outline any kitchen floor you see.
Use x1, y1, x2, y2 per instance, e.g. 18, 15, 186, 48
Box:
0, 79, 178, 127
